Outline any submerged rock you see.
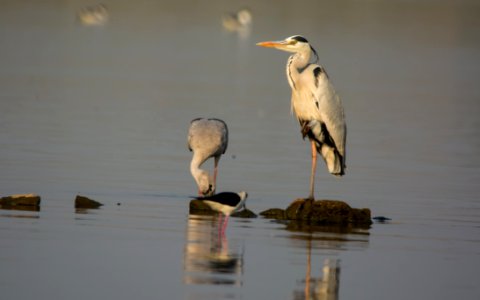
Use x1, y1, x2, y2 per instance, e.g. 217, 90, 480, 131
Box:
372, 216, 392, 223
0, 194, 41, 207
260, 199, 372, 226
74, 195, 103, 209
189, 199, 257, 218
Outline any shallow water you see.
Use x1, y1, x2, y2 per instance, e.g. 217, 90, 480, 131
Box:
1, 0, 479, 299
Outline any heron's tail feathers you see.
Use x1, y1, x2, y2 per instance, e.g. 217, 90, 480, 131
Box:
301, 120, 346, 176
319, 144, 345, 176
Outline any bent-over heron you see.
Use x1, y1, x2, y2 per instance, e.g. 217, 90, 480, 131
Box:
188, 118, 228, 196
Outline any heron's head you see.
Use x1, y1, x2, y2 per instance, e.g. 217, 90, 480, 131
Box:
196, 170, 215, 196
256, 35, 312, 54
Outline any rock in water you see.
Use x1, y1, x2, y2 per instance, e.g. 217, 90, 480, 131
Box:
189, 199, 257, 218
261, 199, 372, 226
75, 195, 103, 209
0, 194, 41, 207
259, 208, 287, 220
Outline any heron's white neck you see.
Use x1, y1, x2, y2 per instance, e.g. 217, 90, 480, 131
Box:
286, 49, 311, 91
190, 153, 206, 182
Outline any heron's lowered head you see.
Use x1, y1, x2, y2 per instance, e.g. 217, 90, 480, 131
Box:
195, 170, 215, 196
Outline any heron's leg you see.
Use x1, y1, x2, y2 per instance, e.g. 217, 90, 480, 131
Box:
308, 141, 317, 201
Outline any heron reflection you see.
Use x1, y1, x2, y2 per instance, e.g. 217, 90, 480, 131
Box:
287, 222, 370, 300
183, 215, 243, 286
294, 239, 340, 300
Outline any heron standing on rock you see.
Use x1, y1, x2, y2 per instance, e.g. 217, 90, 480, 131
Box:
257, 35, 346, 200
188, 118, 228, 196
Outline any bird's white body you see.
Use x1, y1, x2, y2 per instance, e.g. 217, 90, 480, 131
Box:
257, 35, 346, 199
188, 118, 228, 196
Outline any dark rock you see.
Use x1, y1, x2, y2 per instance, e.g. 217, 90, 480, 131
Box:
75, 195, 103, 209
261, 198, 372, 226
0, 194, 41, 207
259, 208, 286, 220
189, 199, 257, 218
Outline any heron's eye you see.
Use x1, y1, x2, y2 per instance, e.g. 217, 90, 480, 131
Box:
288, 40, 297, 45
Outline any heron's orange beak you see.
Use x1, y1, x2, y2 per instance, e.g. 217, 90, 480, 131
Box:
256, 41, 283, 48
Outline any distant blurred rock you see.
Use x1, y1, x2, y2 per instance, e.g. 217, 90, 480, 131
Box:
189, 199, 257, 218
0, 194, 41, 207
260, 199, 372, 226
75, 195, 103, 209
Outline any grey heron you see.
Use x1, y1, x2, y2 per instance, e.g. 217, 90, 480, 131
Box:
195, 191, 248, 234
188, 118, 228, 196
257, 35, 346, 200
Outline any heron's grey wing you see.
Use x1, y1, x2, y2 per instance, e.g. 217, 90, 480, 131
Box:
208, 118, 229, 154
187, 127, 194, 151
187, 119, 202, 152
220, 121, 228, 154
309, 65, 346, 158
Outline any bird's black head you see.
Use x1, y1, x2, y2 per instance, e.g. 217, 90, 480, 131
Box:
290, 35, 309, 43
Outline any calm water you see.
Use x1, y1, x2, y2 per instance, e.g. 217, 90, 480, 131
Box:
1, 0, 479, 299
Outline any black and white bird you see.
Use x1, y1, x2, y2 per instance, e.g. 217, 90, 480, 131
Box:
195, 191, 248, 234
257, 35, 346, 200
188, 118, 228, 196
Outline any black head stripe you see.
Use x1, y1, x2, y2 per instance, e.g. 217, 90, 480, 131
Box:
291, 35, 309, 43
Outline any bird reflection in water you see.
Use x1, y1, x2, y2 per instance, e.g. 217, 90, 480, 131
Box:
183, 215, 243, 286
294, 238, 340, 300
286, 222, 367, 300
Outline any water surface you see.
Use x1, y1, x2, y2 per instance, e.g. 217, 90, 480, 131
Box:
1, 0, 479, 299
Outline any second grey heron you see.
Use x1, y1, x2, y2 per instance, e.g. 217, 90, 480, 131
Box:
257, 35, 346, 200
188, 118, 229, 196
